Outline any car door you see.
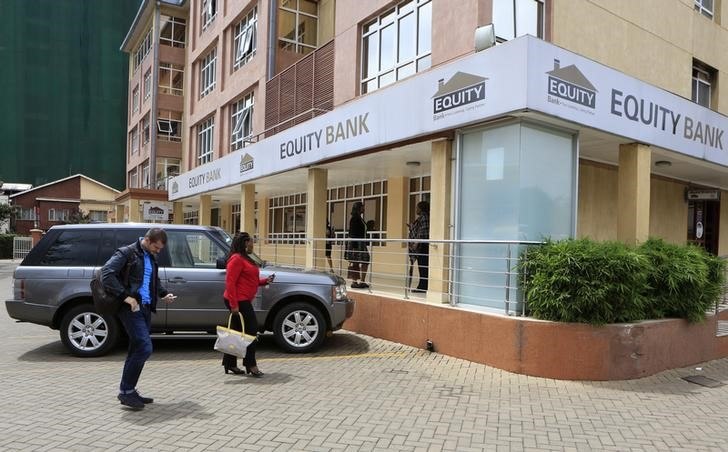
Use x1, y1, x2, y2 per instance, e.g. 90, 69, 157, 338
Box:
161, 229, 228, 329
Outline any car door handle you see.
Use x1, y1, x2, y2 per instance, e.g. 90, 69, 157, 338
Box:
168, 277, 187, 284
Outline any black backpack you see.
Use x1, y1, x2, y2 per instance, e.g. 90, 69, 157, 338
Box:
90, 246, 136, 315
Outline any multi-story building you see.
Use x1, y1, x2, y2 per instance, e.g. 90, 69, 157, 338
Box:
122, 0, 728, 375
1, 1, 137, 190
117, 0, 188, 222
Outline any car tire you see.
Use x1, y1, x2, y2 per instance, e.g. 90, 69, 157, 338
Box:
273, 302, 326, 353
59, 304, 121, 357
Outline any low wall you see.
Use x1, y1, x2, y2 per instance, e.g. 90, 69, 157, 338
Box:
344, 292, 728, 380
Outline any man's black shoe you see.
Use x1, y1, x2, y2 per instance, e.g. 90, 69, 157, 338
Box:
134, 391, 154, 404
118, 393, 144, 410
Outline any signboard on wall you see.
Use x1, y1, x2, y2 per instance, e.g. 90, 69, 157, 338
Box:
686, 189, 720, 201
143, 202, 170, 221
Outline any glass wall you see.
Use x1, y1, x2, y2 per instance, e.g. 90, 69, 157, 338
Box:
456, 121, 575, 311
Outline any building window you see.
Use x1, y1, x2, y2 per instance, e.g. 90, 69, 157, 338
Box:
132, 86, 140, 113
197, 117, 215, 165
48, 208, 70, 222
160, 16, 186, 47
694, 0, 714, 18
142, 161, 150, 188
361, 0, 432, 94
133, 29, 153, 71
143, 69, 152, 100
692, 61, 715, 108
202, 0, 217, 31
156, 157, 181, 190
157, 110, 182, 142
17, 207, 37, 221
130, 126, 139, 155
199, 48, 217, 98
89, 210, 108, 222
141, 113, 151, 145
233, 7, 258, 70
129, 168, 139, 189
269, 192, 307, 243
278, 0, 318, 55
327, 180, 388, 242
493, 0, 545, 42
159, 63, 184, 96
408, 176, 431, 224
183, 210, 199, 225
230, 93, 254, 151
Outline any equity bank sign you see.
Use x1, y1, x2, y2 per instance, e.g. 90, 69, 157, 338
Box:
432, 72, 487, 120
546, 59, 597, 113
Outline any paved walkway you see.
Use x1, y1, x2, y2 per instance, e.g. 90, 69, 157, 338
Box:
2, 261, 728, 451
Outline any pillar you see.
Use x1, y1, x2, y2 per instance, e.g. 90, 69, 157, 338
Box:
128, 199, 141, 222
306, 168, 328, 270
199, 195, 212, 226
427, 139, 452, 303
617, 143, 651, 245
239, 184, 256, 234
115, 204, 125, 223
172, 201, 183, 224
219, 202, 232, 233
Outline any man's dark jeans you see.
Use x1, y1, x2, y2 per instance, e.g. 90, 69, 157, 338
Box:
414, 252, 429, 290
117, 304, 152, 393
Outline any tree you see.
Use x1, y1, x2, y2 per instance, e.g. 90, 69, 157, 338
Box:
65, 208, 91, 224
0, 203, 12, 223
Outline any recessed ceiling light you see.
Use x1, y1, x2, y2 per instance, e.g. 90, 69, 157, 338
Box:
655, 160, 672, 167
406, 161, 421, 167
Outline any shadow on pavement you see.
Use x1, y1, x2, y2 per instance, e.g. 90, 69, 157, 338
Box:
222, 372, 294, 386
121, 401, 215, 424
16, 331, 371, 362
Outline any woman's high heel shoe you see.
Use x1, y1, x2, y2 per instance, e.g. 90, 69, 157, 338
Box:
245, 366, 264, 377
224, 366, 245, 375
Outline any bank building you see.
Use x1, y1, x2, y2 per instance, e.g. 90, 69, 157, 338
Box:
118, 0, 728, 379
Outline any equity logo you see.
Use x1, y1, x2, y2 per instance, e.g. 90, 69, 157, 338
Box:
240, 153, 254, 174
171, 181, 179, 194
546, 59, 597, 109
432, 72, 488, 114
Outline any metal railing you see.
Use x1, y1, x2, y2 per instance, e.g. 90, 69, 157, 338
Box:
254, 236, 543, 316
12, 236, 32, 261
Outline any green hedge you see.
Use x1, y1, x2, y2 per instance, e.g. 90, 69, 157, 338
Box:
0, 234, 16, 259
520, 238, 725, 325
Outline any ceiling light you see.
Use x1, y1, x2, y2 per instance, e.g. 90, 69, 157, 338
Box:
406, 161, 421, 167
655, 160, 672, 167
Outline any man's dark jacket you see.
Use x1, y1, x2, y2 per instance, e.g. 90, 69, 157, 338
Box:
101, 240, 168, 313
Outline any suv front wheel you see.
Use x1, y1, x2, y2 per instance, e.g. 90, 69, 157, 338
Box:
273, 302, 326, 353
60, 304, 121, 357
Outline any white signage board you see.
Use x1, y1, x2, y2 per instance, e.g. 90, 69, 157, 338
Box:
143, 202, 171, 221
169, 36, 728, 201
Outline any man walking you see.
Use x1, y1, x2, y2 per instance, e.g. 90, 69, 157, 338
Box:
408, 201, 430, 293
102, 228, 176, 410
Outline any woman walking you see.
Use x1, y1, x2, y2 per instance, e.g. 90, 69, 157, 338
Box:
222, 232, 274, 377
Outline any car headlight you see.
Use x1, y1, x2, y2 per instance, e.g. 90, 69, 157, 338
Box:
332, 284, 347, 301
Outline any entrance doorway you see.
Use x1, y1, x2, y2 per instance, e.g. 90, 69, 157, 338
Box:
687, 200, 719, 255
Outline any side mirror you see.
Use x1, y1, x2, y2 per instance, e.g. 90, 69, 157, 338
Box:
216, 257, 227, 269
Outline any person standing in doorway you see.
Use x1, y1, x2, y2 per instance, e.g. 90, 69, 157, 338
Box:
408, 201, 430, 293
102, 228, 177, 410
325, 220, 335, 272
346, 201, 369, 289
222, 232, 274, 377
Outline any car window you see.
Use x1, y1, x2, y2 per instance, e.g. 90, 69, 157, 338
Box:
40, 230, 101, 266
115, 230, 144, 249
167, 231, 227, 268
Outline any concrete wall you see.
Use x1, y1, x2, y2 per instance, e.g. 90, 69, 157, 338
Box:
552, 0, 728, 115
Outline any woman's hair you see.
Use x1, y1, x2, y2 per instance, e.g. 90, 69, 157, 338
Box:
350, 201, 364, 216
229, 232, 255, 263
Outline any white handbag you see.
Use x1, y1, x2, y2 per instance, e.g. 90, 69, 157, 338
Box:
214, 313, 257, 358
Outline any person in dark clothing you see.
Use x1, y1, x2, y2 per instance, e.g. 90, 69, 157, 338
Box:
346, 201, 369, 289
102, 228, 176, 410
408, 201, 430, 293
222, 232, 274, 377
325, 220, 335, 272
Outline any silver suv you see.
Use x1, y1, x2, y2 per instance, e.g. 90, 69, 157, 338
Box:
5, 223, 354, 357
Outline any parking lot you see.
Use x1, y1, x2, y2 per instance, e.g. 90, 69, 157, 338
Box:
2, 260, 728, 451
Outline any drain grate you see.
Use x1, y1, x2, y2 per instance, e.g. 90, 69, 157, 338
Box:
682, 375, 724, 388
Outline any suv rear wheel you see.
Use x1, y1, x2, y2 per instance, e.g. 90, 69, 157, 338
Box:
273, 302, 326, 353
59, 304, 121, 357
